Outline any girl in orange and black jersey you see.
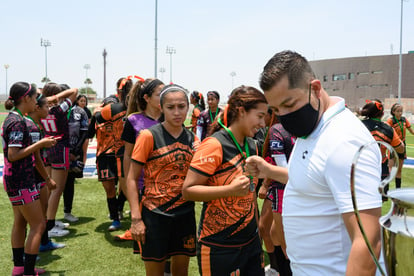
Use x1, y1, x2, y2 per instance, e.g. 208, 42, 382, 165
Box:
183, 85, 268, 276
127, 84, 198, 276
386, 103, 414, 188
188, 91, 205, 134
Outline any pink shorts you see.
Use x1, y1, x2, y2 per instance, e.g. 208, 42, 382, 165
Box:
266, 186, 285, 214
46, 143, 69, 170
8, 187, 41, 206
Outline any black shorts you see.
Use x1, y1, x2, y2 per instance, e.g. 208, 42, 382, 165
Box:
197, 235, 264, 276
46, 143, 69, 170
97, 155, 118, 182
141, 206, 196, 262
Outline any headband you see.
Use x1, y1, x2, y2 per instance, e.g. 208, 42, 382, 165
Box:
17, 84, 32, 101
207, 91, 220, 100
141, 79, 164, 98
160, 84, 188, 102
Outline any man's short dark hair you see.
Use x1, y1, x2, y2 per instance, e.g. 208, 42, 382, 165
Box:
260, 50, 315, 91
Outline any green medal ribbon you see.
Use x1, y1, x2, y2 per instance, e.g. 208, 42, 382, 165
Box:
209, 108, 219, 123
218, 118, 254, 192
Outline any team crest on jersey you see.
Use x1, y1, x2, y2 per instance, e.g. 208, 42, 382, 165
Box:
74, 113, 81, 121
10, 131, 23, 141
270, 140, 283, 150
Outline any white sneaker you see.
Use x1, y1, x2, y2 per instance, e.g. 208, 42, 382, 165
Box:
64, 213, 79, 222
55, 220, 70, 229
265, 265, 279, 276
48, 226, 70, 237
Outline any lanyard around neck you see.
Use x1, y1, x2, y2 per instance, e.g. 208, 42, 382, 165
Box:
218, 118, 249, 159
26, 115, 41, 132
13, 107, 24, 118
394, 116, 404, 137
209, 108, 219, 122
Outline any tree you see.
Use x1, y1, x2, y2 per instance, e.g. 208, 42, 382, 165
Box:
41, 77, 51, 83
84, 78, 92, 85
79, 87, 96, 95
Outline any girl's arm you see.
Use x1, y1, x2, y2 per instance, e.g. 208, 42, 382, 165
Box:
47, 88, 78, 105
408, 126, 414, 135
7, 137, 56, 162
123, 142, 134, 178
182, 169, 251, 201
34, 150, 56, 190
126, 161, 147, 243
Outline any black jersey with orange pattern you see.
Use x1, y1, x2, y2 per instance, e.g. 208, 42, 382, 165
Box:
362, 118, 402, 164
131, 123, 198, 216
41, 99, 72, 146
387, 116, 411, 142
189, 129, 259, 247
94, 103, 126, 157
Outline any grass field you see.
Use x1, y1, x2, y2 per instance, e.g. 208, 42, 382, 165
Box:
0, 173, 413, 275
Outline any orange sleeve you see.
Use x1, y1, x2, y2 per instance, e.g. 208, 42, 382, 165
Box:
386, 118, 393, 126
390, 128, 403, 147
193, 108, 201, 118
131, 129, 154, 164
101, 105, 112, 121
406, 119, 411, 128
190, 136, 222, 176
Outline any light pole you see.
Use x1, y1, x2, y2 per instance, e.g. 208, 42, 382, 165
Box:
230, 71, 236, 89
103, 49, 107, 99
4, 64, 9, 96
397, 0, 407, 104
166, 46, 176, 83
159, 67, 166, 81
40, 38, 51, 81
84, 64, 91, 97
154, 0, 158, 78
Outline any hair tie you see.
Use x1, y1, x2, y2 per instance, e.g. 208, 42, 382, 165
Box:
223, 104, 229, 127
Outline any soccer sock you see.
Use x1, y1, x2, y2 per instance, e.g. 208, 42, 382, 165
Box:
46, 219, 55, 231
117, 191, 127, 212
396, 178, 401, 189
23, 253, 37, 275
107, 197, 119, 221
267, 250, 279, 271
12, 247, 24, 267
41, 222, 50, 246
275, 246, 292, 276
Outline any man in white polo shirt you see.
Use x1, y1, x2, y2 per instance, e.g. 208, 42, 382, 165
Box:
246, 50, 383, 275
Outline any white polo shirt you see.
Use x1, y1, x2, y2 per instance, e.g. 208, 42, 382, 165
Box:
283, 97, 382, 275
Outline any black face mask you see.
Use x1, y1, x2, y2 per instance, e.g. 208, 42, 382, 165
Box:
278, 86, 320, 138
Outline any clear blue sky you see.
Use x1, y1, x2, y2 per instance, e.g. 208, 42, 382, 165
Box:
1, 0, 413, 100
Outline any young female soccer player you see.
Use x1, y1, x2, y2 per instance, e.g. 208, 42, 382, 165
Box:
41, 83, 78, 238
128, 84, 198, 276
183, 85, 268, 275
89, 77, 131, 231
26, 93, 65, 252
196, 90, 222, 140
3, 82, 57, 276
188, 91, 205, 133
115, 77, 164, 242
386, 103, 414, 188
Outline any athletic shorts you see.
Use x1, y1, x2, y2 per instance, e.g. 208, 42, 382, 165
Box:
197, 235, 264, 276
266, 186, 285, 213
46, 143, 69, 170
96, 155, 118, 182
141, 206, 196, 262
7, 186, 41, 206
36, 181, 46, 190
117, 157, 124, 178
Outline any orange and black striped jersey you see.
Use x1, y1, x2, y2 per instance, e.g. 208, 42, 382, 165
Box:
189, 129, 259, 247
362, 118, 402, 163
387, 116, 411, 142
131, 124, 198, 215
94, 103, 126, 157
